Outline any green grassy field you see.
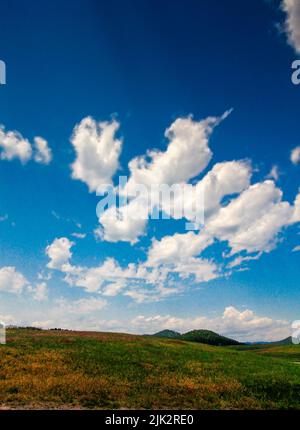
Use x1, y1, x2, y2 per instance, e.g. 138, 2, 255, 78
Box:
0, 328, 300, 409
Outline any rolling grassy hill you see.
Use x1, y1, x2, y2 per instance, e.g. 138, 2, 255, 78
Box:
181, 330, 240, 346
269, 336, 293, 345
152, 329, 181, 339
153, 329, 240, 346
0, 328, 300, 409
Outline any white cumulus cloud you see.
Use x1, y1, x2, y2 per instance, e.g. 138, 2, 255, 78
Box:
291, 146, 300, 165
33, 137, 52, 164
96, 198, 148, 244
0, 125, 32, 163
46, 237, 74, 270
125, 110, 232, 195
0, 124, 51, 165
97, 111, 232, 244
0, 266, 29, 294
206, 180, 295, 254
71, 117, 122, 193
147, 231, 214, 266
281, 0, 300, 54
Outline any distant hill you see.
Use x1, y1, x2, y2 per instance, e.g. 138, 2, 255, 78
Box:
152, 329, 181, 339
270, 336, 293, 345
153, 329, 241, 346
181, 330, 241, 346
246, 337, 294, 346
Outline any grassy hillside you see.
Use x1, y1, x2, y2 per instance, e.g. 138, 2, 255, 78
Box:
152, 329, 181, 339
0, 328, 300, 409
181, 330, 240, 346
153, 329, 240, 346
270, 336, 293, 345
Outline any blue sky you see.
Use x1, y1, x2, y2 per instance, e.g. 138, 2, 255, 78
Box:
0, 0, 299, 341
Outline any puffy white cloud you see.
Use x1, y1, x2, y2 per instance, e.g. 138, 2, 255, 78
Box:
200, 161, 251, 215
147, 176, 298, 267
61, 257, 137, 293
223, 203, 291, 254
293, 245, 300, 251
206, 180, 294, 254
46, 237, 74, 270
181, 160, 252, 222
291, 146, 300, 165
147, 178, 300, 273
0, 266, 29, 294
171, 258, 219, 283
0, 125, 32, 163
91, 113, 299, 267
0, 124, 51, 165
45, 109, 300, 304
45, 233, 218, 302
220, 306, 289, 342
65, 258, 159, 298
96, 198, 148, 244
154, 160, 251, 227
281, 0, 300, 54
97, 111, 233, 243
147, 231, 213, 265
124, 110, 232, 195
33, 137, 52, 164
47, 184, 300, 302
71, 117, 122, 193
